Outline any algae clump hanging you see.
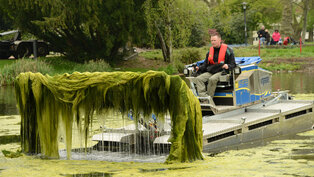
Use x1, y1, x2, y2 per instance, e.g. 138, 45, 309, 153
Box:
15, 71, 204, 163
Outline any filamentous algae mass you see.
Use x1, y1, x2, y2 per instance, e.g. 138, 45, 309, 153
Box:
14, 71, 204, 163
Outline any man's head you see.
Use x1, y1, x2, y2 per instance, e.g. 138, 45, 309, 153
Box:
210, 33, 222, 48
261, 26, 265, 30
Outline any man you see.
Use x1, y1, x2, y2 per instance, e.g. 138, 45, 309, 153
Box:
257, 26, 266, 45
192, 33, 236, 98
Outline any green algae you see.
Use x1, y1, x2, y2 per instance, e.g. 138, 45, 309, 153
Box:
14, 71, 204, 162
2, 149, 22, 158
0, 130, 313, 177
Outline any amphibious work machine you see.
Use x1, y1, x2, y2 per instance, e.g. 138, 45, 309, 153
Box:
183, 57, 273, 115
92, 57, 314, 154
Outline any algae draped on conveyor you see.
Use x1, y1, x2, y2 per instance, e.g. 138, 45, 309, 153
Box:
15, 71, 204, 163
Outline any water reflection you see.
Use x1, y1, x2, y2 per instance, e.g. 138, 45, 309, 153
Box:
272, 72, 314, 94
0, 86, 18, 115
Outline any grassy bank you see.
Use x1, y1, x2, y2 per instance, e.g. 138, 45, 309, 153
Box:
140, 44, 314, 60
1, 44, 313, 85
0, 57, 113, 86
139, 44, 314, 72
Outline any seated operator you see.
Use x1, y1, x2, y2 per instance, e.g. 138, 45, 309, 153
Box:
192, 33, 236, 98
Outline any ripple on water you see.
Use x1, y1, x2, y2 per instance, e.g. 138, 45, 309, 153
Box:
60, 172, 114, 177
59, 150, 168, 163
139, 166, 191, 172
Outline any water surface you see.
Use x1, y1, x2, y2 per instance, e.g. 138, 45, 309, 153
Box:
0, 72, 313, 176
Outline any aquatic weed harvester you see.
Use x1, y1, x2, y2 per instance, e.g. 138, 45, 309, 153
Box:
92, 57, 314, 154
15, 57, 313, 162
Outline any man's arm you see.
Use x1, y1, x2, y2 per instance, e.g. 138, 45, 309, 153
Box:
197, 52, 209, 72
224, 47, 236, 70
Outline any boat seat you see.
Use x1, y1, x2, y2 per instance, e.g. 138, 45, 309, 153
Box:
185, 66, 241, 95
216, 65, 241, 89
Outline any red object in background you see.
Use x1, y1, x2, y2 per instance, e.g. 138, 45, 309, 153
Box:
300, 38, 302, 54
283, 37, 289, 45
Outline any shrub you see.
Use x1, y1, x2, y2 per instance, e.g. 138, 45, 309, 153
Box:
0, 59, 52, 85
157, 64, 178, 75
172, 56, 185, 73
74, 59, 112, 72
179, 48, 201, 64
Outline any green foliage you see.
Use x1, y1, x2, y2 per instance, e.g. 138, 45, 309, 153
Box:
178, 48, 201, 64
208, 0, 282, 44
172, 57, 185, 73
0, 0, 146, 63
143, 0, 210, 49
157, 64, 178, 75
2, 149, 23, 158
0, 6, 14, 30
0, 59, 15, 69
0, 57, 114, 85
41, 57, 78, 75
73, 59, 113, 73
138, 50, 163, 60
0, 59, 52, 85
15, 71, 204, 162
232, 45, 314, 59
189, 24, 206, 47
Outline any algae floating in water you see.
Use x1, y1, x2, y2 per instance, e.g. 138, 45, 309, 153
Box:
15, 71, 203, 163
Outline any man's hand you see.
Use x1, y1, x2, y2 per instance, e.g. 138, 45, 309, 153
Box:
222, 64, 229, 69
195, 66, 199, 71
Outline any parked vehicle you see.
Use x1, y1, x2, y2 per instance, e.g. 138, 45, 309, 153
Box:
0, 30, 49, 59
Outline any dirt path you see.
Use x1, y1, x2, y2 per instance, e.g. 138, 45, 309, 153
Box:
119, 56, 169, 69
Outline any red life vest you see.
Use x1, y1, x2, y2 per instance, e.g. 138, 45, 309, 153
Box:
207, 44, 228, 65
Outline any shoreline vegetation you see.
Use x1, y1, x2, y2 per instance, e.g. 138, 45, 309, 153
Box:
0, 44, 313, 86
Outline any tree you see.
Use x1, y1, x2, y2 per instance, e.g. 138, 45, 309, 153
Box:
0, 0, 146, 63
307, 0, 314, 42
301, 0, 309, 42
145, 0, 174, 62
206, 0, 282, 44
0, 6, 14, 31
281, 0, 294, 38
144, 0, 210, 62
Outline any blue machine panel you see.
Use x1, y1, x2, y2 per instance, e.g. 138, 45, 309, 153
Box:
214, 92, 233, 97
238, 79, 249, 88
236, 89, 250, 105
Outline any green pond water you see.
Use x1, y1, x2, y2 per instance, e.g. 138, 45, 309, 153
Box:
0, 72, 313, 177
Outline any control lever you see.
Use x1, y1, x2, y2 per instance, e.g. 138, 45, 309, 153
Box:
220, 61, 227, 75
222, 69, 227, 75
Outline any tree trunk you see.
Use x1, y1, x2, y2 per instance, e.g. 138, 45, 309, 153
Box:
166, 6, 172, 62
309, 26, 313, 42
302, 0, 309, 42
155, 21, 169, 62
292, 15, 302, 40
281, 0, 293, 38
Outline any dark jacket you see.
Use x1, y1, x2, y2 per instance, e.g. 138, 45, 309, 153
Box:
257, 29, 266, 38
265, 32, 270, 43
198, 46, 236, 74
